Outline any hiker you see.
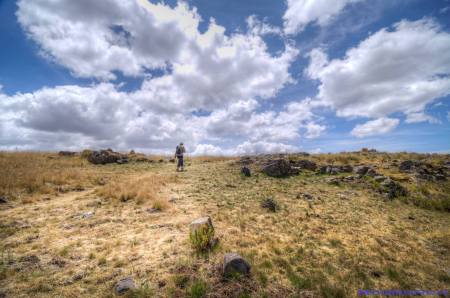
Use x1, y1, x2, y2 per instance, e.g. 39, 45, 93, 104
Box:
175, 142, 186, 171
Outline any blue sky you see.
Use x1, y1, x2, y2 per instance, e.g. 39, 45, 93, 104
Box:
0, 0, 449, 154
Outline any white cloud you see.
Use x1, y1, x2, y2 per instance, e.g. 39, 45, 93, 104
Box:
307, 19, 450, 121
234, 141, 299, 155
283, 0, 363, 35
351, 117, 399, 138
405, 112, 439, 124
191, 144, 225, 156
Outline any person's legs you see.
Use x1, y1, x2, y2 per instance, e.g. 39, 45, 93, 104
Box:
180, 156, 184, 171
177, 157, 182, 171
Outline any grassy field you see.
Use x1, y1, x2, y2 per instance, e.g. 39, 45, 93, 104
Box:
0, 151, 449, 297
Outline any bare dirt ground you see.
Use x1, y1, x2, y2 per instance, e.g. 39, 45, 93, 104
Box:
1, 153, 449, 297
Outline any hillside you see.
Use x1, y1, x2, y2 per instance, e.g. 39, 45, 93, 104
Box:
0, 151, 449, 297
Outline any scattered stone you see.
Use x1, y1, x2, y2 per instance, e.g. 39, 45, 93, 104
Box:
114, 277, 136, 295
241, 166, 251, 177
0, 196, 8, 204
58, 151, 76, 156
261, 159, 297, 177
169, 158, 175, 163
80, 211, 94, 219
303, 193, 313, 200
261, 197, 278, 212
146, 208, 161, 214
223, 253, 251, 278
50, 257, 66, 268
408, 215, 415, 220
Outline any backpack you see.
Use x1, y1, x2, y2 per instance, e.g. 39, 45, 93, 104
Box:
176, 146, 182, 156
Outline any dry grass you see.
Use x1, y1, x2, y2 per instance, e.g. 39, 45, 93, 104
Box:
0, 151, 449, 297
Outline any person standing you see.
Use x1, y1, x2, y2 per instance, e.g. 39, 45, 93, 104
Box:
175, 142, 186, 171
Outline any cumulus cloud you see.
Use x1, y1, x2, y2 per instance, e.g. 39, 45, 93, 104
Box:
351, 118, 399, 138
0, 0, 313, 154
191, 144, 225, 156
307, 19, 450, 120
405, 112, 439, 124
234, 141, 299, 155
283, 0, 363, 35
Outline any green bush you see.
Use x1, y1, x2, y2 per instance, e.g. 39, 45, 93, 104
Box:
189, 225, 214, 253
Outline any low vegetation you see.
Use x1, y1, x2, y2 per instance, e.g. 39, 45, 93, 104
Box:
0, 151, 449, 297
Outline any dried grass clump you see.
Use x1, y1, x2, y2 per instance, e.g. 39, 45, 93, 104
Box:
0, 151, 94, 198
96, 175, 174, 206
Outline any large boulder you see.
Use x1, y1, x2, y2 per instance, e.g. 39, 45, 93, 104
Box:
87, 149, 128, 165
261, 159, 297, 177
114, 277, 136, 295
223, 253, 251, 278
399, 160, 419, 172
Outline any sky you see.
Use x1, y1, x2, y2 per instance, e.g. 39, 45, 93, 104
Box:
0, 0, 449, 155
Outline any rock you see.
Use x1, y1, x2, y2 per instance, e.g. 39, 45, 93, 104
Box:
80, 211, 94, 219
380, 178, 407, 200
223, 253, 251, 278
87, 149, 127, 165
374, 175, 387, 183
261, 197, 278, 212
303, 193, 313, 200
240, 156, 254, 165
116, 158, 128, 164
241, 166, 251, 177
114, 277, 136, 295
189, 217, 216, 251
340, 165, 354, 173
169, 158, 175, 163
190, 217, 214, 234
293, 160, 317, 171
146, 208, 161, 214
354, 166, 370, 175
366, 168, 377, 177
0, 196, 8, 204
261, 159, 296, 177
399, 160, 418, 172
58, 151, 76, 156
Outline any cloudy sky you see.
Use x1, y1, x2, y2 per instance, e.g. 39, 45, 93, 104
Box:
0, 0, 449, 155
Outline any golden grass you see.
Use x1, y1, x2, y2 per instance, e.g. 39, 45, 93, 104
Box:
0, 152, 449, 297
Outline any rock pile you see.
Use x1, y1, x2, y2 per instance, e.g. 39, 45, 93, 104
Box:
86, 149, 128, 165
261, 159, 299, 177
290, 159, 317, 171
399, 160, 447, 181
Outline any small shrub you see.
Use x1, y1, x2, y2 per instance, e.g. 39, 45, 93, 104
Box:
187, 279, 208, 298
189, 225, 214, 253
173, 274, 190, 289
